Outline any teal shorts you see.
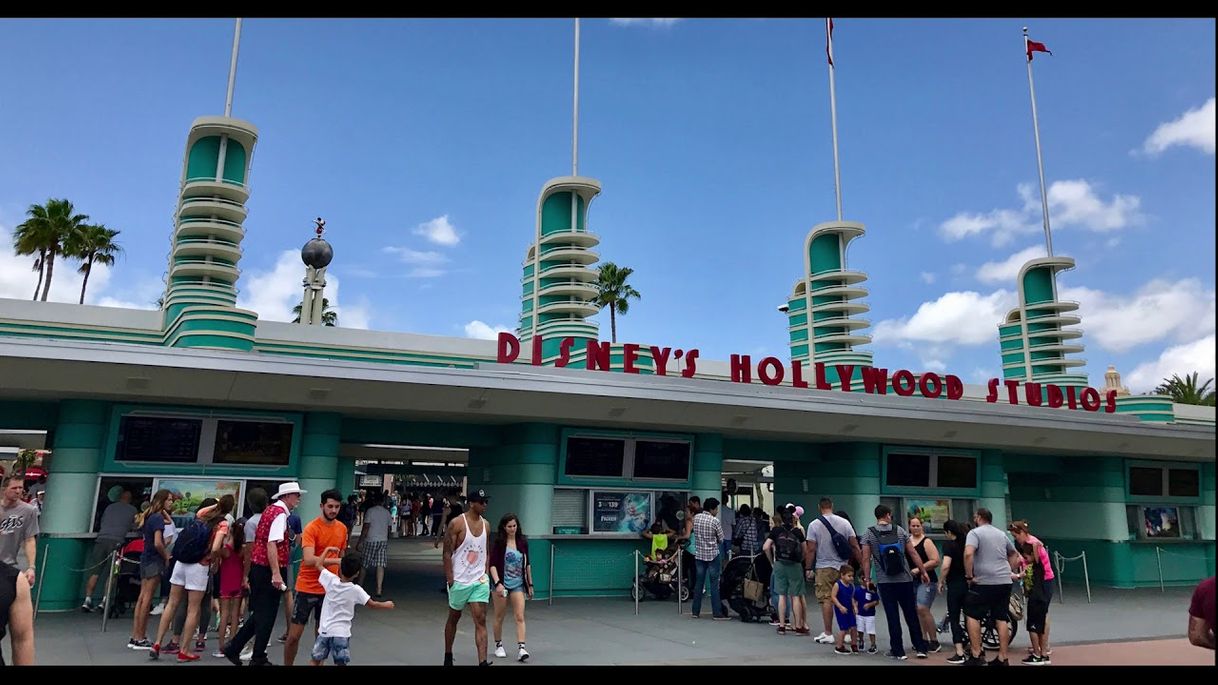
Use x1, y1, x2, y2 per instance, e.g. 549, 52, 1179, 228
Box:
447, 576, 490, 611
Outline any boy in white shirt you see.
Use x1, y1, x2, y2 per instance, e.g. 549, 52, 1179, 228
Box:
309, 547, 395, 665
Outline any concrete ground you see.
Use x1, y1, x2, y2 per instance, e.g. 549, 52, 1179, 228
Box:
11, 537, 1213, 666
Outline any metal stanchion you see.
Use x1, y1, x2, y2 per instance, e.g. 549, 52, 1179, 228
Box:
548, 544, 555, 607
101, 547, 118, 632
633, 550, 640, 616
1054, 551, 1065, 604
1156, 546, 1165, 593
1081, 551, 1092, 603
677, 553, 683, 615
32, 543, 50, 620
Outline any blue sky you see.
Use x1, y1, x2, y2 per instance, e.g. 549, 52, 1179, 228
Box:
0, 18, 1213, 392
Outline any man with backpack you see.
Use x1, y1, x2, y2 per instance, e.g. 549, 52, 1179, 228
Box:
763, 505, 809, 635
859, 504, 932, 660
805, 497, 862, 645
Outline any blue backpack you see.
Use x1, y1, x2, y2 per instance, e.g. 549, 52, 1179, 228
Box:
173, 517, 213, 564
869, 526, 906, 576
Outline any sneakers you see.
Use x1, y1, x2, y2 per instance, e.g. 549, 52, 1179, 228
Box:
916, 651, 929, 659
213, 650, 227, 659
149, 602, 166, 616
517, 644, 530, 662
964, 654, 986, 667
769, 618, 783, 626
149, 643, 161, 660
929, 641, 943, 653
1021, 654, 1048, 665
886, 651, 908, 661
177, 651, 201, 663
127, 638, 152, 650
195, 639, 206, 652
988, 657, 1010, 667
834, 647, 851, 656
866, 645, 878, 654
443, 652, 454, 667
814, 632, 835, 644
81, 598, 94, 613
276, 633, 287, 643
776, 625, 787, 635
851, 646, 860, 654
163, 641, 180, 655
494, 643, 507, 659
713, 615, 732, 622
946, 653, 968, 664
239, 645, 254, 661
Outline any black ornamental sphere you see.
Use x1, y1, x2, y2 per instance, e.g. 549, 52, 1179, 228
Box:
301, 238, 333, 269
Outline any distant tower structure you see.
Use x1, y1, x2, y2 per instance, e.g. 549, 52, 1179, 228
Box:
1104, 364, 1131, 397
300, 217, 333, 326
998, 257, 1088, 387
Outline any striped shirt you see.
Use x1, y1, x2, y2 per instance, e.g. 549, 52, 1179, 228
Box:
692, 511, 724, 562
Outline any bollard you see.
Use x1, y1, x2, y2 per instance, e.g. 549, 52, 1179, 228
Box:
1081, 551, 1092, 604
101, 547, 118, 633
548, 544, 555, 607
1054, 551, 1065, 605
32, 543, 50, 620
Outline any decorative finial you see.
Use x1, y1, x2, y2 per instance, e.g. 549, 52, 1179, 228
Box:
314, 217, 326, 237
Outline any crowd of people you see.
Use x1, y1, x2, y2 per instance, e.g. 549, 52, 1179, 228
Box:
2, 472, 1216, 666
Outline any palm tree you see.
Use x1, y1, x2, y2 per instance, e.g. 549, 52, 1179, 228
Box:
594, 262, 641, 343
292, 297, 338, 326
65, 224, 122, 304
12, 199, 91, 301
1153, 372, 1216, 406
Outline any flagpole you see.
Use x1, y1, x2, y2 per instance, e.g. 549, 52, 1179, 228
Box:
1023, 26, 1053, 257
224, 18, 243, 117
826, 18, 843, 222
572, 18, 581, 178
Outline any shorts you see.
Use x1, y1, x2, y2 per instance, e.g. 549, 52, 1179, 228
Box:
814, 567, 840, 602
834, 608, 855, 631
916, 581, 938, 608
771, 560, 806, 597
292, 591, 325, 626
311, 634, 351, 665
1025, 597, 1049, 634
963, 583, 1011, 623
89, 537, 123, 572
140, 556, 165, 580
362, 540, 387, 568
169, 560, 211, 592
855, 614, 876, 635
447, 576, 490, 611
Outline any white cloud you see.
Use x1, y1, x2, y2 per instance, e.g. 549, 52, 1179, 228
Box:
975, 246, 1047, 284
1140, 97, 1216, 156
237, 249, 370, 328
919, 272, 936, 284
464, 320, 512, 340
940, 179, 1141, 245
923, 359, 947, 373
411, 215, 460, 247
382, 246, 450, 278
1126, 335, 1216, 393
874, 289, 1017, 346
1060, 279, 1215, 354
609, 18, 680, 27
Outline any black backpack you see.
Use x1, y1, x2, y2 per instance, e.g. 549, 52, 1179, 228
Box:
174, 517, 213, 564
817, 515, 853, 561
772, 525, 803, 563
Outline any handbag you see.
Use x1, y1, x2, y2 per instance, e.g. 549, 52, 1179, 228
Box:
742, 556, 765, 603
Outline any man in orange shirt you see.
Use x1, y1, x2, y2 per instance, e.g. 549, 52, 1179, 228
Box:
283, 488, 349, 666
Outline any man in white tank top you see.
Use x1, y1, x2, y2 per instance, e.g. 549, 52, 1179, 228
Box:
442, 490, 491, 667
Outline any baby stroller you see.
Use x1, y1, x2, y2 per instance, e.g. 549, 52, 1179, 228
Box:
107, 538, 145, 619
959, 580, 1023, 651
721, 553, 772, 622
631, 543, 693, 602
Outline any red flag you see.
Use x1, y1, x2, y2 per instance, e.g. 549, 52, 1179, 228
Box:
1026, 39, 1052, 61
826, 18, 834, 66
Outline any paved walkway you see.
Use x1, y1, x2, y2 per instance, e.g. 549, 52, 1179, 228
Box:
11, 538, 1211, 666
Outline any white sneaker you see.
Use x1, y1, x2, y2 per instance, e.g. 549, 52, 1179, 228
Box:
494, 644, 507, 658
149, 602, 166, 616
239, 646, 254, 661
814, 632, 835, 644
518, 645, 530, 662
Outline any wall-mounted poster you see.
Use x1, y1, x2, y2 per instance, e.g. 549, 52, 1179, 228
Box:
1143, 506, 1181, 539
591, 491, 652, 534
905, 499, 951, 534
154, 477, 242, 528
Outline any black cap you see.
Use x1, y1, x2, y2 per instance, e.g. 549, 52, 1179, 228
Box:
467, 489, 490, 504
